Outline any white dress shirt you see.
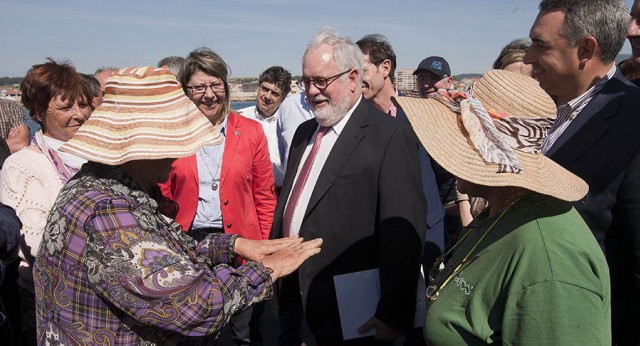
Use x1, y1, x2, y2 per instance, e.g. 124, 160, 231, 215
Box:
284, 96, 362, 237
238, 105, 285, 187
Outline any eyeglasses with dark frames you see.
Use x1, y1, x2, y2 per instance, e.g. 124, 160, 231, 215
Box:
186, 82, 225, 95
296, 69, 352, 91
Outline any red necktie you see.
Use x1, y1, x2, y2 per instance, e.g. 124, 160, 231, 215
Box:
282, 126, 330, 236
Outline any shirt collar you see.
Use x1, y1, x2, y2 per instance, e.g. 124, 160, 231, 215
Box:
561, 64, 616, 112
327, 95, 362, 136
253, 106, 277, 123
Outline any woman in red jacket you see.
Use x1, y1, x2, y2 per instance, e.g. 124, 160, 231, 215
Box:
159, 47, 277, 345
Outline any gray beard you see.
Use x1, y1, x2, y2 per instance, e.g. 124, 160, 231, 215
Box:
311, 95, 352, 127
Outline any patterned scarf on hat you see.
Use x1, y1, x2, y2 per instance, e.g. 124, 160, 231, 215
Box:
431, 89, 553, 174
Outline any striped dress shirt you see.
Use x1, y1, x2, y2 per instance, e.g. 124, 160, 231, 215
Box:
541, 65, 616, 154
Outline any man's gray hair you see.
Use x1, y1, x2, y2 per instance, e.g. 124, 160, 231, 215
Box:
303, 27, 363, 84
539, 0, 629, 63
157, 56, 185, 76
94, 66, 119, 77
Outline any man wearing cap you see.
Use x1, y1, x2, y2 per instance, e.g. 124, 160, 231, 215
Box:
356, 34, 446, 292
413, 56, 454, 98
524, 0, 640, 343
413, 56, 459, 241
272, 28, 426, 345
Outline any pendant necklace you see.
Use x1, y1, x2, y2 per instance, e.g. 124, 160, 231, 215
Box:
202, 146, 222, 191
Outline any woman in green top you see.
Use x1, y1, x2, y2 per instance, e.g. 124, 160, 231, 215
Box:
395, 70, 610, 345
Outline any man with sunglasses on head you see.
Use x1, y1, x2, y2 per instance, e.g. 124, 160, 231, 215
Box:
356, 35, 446, 335
271, 27, 426, 346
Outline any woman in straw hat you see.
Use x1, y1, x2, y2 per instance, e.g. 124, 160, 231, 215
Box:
32, 67, 322, 345
394, 69, 610, 345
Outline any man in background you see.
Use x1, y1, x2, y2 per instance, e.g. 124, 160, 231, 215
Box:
524, 0, 640, 343
94, 67, 119, 92
239, 66, 291, 191
412, 56, 453, 98
157, 56, 185, 76
413, 55, 458, 238
356, 34, 446, 298
0, 99, 29, 165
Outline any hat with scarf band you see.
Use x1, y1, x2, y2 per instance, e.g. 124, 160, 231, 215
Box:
61, 66, 222, 165
393, 69, 587, 202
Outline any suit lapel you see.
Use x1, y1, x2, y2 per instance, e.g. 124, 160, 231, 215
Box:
547, 73, 624, 165
221, 113, 239, 186
303, 101, 369, 219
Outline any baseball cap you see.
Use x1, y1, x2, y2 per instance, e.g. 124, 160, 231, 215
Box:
413, 56, 451, 77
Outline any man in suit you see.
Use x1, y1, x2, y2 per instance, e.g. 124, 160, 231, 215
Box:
524, 0, 640, 344
356, 33, 445, 284
272, 28, 426, 345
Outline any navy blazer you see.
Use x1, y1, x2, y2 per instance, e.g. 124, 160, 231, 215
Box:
271, 98, 427, 341
546, 70, 640, 345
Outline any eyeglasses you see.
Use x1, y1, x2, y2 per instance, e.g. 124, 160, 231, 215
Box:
416, 73, 448, 84
297, 69, 352, 91
186, 82, 225, 95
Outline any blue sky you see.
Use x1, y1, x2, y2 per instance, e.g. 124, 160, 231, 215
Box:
0, 0, 634, 78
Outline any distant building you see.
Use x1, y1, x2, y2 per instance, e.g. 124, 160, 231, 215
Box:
396, 69, 416, 93
242, 81, 258, 93
0, 86, 22, 101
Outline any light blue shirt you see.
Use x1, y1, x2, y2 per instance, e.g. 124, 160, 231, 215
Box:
192, 117, 227, 229
276, 93, 314, 171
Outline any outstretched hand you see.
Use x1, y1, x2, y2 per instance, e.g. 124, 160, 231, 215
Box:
260, 238, 323, 281
234, 237, 306, 261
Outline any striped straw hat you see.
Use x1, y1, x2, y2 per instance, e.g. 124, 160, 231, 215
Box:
61, 67, 222, 165
393, 69, 587, 202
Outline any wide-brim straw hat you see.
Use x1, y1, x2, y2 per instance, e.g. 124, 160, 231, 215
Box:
61, 66, 222, 165
393, 69, 587, 202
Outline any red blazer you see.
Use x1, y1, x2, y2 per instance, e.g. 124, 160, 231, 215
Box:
160, 112, 276, 240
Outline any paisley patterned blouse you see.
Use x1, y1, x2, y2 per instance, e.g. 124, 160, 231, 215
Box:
33, 162, 273, 345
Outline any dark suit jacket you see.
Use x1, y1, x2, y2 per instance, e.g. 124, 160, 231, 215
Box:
271, 98, 426, 341
545, 70, 640, 345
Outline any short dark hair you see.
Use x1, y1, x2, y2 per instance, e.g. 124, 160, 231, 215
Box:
538, 0, 628, 63
21, 58, 92, 126
356, 34, 397, 83
258, 66, 292, 96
